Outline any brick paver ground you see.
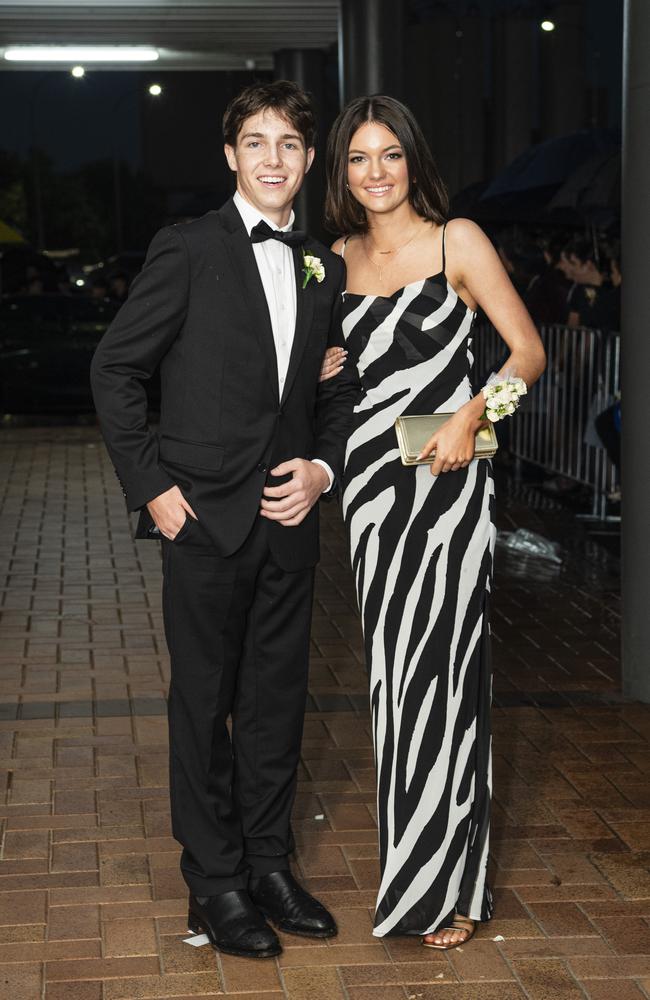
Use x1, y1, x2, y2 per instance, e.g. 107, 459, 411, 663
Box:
0, 425, 648, 1000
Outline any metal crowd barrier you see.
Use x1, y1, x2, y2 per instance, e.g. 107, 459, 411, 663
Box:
471, 322, 621, 520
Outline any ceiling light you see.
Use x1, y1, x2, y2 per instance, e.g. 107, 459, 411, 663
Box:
71, 65, 85, 78
540, 19, 556, 31
4, 46, 159, 63
148, 83, 162, 96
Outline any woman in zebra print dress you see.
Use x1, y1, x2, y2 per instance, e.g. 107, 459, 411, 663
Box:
323, 97, 545, 947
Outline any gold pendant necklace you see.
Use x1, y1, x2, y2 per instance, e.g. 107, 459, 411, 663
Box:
362, 226, 422, 284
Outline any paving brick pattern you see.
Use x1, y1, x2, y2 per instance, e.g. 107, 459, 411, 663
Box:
1, 426, 648, 1000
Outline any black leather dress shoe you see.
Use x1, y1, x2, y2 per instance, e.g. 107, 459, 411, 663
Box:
188, 890, 281, 959
249, 870, 337, 939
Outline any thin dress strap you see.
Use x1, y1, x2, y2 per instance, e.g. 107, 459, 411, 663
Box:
441, 222, 447, 274
341, 235, 351, 258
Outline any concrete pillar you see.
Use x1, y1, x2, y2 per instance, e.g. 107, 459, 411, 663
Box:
338, 0, 405, 106
406, 9, 485, 197
491, 10, 537, 172
540, 0, 587, 138
273, 48, 327, 239
621, 0, 650, 702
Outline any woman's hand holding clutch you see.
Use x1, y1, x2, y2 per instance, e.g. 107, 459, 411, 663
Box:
418, 411, 482, 476
319, 346, 347, 382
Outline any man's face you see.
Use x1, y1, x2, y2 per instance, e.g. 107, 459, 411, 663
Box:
558, 252, 577, 280
225, 108, 314, 226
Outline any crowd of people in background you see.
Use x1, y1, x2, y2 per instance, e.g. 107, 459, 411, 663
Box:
490, 226, 622, 499
494, 227, 621, 333
84, 270, 130, 303
3, 225, 622, 335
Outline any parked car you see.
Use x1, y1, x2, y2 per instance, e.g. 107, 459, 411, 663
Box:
0, 295, 160, 413
0, 246, 61, 296
83, 251, 146, 283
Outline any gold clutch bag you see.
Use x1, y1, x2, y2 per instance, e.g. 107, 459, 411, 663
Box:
394, 413, 498, 466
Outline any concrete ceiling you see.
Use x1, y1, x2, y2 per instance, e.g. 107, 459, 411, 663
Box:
0, 0, 340, 70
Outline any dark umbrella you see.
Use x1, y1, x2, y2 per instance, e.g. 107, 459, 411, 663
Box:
468, 184, 561, 224
481, 128, 620, 200
546, 148, 620, 225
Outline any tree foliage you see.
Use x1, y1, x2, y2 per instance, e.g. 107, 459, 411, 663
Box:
0, 148, 165, 254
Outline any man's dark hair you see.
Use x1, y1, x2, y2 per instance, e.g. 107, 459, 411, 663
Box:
540, 229, 570, 266
325, 94, 449, 236
222, 80, 316, 149
562, 233, 597, 264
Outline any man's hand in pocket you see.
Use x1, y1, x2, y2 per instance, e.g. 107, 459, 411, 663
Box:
147, 485, 198, 540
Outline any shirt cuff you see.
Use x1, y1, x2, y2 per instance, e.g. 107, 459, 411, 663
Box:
311, 459, 335, 493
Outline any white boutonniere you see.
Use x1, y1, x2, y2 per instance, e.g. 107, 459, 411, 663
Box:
482, 372, 527, 422
302, 251, 325, 289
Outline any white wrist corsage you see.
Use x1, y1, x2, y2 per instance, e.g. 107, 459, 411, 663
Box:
302, 251, 325, 289
482, 372, 527, 422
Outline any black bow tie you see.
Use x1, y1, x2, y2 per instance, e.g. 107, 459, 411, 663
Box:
250, 220, 306, 248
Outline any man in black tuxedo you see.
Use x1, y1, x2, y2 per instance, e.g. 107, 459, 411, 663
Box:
90, 81, 358, 959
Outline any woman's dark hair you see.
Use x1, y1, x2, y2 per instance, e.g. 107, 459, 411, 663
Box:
223, 80, 316, 149
325, 95, 449, 235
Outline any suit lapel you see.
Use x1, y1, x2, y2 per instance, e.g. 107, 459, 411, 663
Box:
281, 244, 315, 405
218, 200, 279, 404
217, 200, 317, 408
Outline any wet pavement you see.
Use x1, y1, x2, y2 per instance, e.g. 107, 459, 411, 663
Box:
0, 425, 648, 1000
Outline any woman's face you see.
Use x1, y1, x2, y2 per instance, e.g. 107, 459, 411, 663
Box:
346, 120, 410, 217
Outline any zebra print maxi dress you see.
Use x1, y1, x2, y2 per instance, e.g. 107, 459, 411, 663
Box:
341, 239, 496, 938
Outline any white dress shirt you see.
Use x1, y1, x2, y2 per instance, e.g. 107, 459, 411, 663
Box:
233, 191, 333, 490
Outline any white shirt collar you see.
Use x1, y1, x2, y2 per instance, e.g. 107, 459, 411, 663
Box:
233, 190, 295, 236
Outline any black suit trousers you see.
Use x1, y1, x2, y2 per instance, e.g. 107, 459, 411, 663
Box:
161, 513, 314, 895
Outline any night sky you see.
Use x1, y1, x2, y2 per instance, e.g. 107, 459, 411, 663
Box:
0, 0, 623, 174
2, 70, 145, 171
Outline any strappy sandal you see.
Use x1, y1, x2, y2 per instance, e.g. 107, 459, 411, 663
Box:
422, 914, 476, 950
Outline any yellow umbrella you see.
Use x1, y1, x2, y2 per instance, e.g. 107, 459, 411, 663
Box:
0, 219, 26, 244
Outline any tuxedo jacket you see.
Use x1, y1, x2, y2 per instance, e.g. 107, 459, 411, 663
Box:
90, 198, 360, 571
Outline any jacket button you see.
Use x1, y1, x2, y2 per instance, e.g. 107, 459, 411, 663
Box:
256, 463, 267, 474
